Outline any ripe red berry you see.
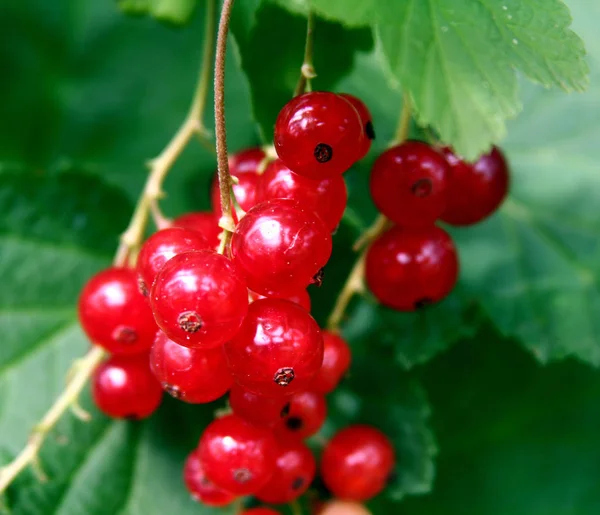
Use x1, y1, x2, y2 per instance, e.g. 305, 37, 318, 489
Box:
365, 225, 459, 311
78, 267, 157, 355
369, 141, 450, 227
274, 91, 363, 179
150, 250, 248, 348
339, 93, 374, 159
249, 288, 312, 312
312, 331, 352, 394
229, 383, 290, 428
231, 199, 332, 296
255, 438, 316, 504
275, 390, 327, 440
242, 509, 280, 515
92, 354, 162, 419
137, 227, 211, 296
258, 159, 347, 232
183, 450, 237, 506
224, 299, 324, 397
321, 425, 395, 502
198, 414, 277, 495
440, 146, 510, 226
173, 211, 221, 249
150, 330, 233, 403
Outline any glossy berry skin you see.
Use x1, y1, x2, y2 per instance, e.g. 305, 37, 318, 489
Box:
183, 450, 237, 506
150, 330, 233, 403
256, 438, 316, 504
369, 141, 451, 227
150, 250, 248, 348
274, 91, 364, 179
339, 93, 374, 160
211, 147, 266, 213
242, 509, 280, 515
259, 159, 347, 232
78, 267, 157, 355
440, 146, 510, 226
137, 228, 210, 296
224, 299, 324, 397
312, 331, 352, 394
318, 501, 372, 515
231, 199, 332, 296
249, 288, 311, 312
92, 354, 162, 419
365, 225, 459, 311
198, 414, 277, 495
275, 390, 327, 439
173, 211, 221, 249
229, 383, 290, 428
321, 425, 395, 502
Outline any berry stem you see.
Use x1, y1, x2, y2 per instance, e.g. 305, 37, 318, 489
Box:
293, 11, 317, 97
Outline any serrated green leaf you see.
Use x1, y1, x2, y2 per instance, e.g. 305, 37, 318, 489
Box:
267, 0, 309, 17
310, 0, 375, 27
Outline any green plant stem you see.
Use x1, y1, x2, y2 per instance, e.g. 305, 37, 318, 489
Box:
294, 11, 316, 96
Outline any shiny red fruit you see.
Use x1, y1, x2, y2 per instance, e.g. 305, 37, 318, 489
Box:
229, 383, 290, 428
365, 225, 459, 311
231, 199, 332, 296
150, 250, 248, 348
198, 414, 277, 495
274, 91, 363, 179
249, 288, 312, 312
440, 146, 510, 226
242, 509, 280, 515
224, 299, 324, 397
275, 391, 327, 440
256, 438, 316, 504
339, 93, 374, 159
78, 267, 157, 355
183, 450, 237, 506
258, 159, 347, 232
92, 354, 162, 419
173, 211, 221, 249
312, 331, 352, 394
150, 330, 233, 403
369, 141, 450, 227
321, 425, 395, 502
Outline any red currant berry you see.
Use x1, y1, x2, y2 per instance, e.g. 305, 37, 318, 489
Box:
229, 383, 290, 428
365, 225, 459, 311
137, 228, 211, 296
78, 267, 157, 355
275, 390, 327, 440
224, 299, 324, 397
321, 425, 395, 502
318, 501, 372, 515
198, 414, 277, 495
150, 330, 233, 403
258, 159, 347, 232
440, 146, 510, 226
242, 509, 280, 515
369, 141, 450, 227
92, 354, 162, 419
339, 93, 374, 159
173, 211, 221, 249
231, 199, 332, 296
249, 288, 311, 312
274, 91, 363, 179
150, 250, 248, 348
312, 331, 351, 394
255, 438, 316, 504
211, 147, 266, 213
183, 450, 237, 506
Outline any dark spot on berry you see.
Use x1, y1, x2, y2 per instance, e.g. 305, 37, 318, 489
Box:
178, 311, 203, 333
291, 476, 305, 491
411, 178, 433, 197
233, 468, 252, 484
312, 268, 325, 287
280, 402, 291, 418
113, 325, 137, 344
365, 121, 375, 140
414, 297, 433, 310
274, 367, 295, 386
314, 143, 333, 163
200, 476, 211, 486
138, 276, 149, 296
162, 382, 182, 399
125, 413, 140, 421
286, 416, 303, 431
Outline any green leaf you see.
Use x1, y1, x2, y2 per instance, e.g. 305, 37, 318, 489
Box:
118, 0, 199, 24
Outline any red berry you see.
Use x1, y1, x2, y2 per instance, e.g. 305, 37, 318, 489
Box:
242, 509, 280, 515
150, 250, 248, 348
249, 288, 311, 312
258, 159, 347, 232
321, 425, 395, 502
274, 91, 363, 179
255, 438, 316, 504
369, 141, 450, 227
312, 331, 351, 394
224, 299, 324, 397
173, 211, 221, 248
339, 93, 374, 159
440, 146, 510, 226
231, 199, 332, 296
92, 354, 162, 419
198, 414, 277, 495
211, 147, 266, 213
229, 383, 290, 428
137, 228, 211, 296
275, 390, 327, 440
78, 267, 157, 355
183, 450, 237, 506
150, 330, 233, 403
365, 225, 459, 311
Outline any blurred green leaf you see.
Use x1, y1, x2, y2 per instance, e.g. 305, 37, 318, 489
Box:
118, 0, 199, 25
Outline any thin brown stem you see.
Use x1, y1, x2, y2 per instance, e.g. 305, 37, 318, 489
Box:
294, 11, 316, 96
